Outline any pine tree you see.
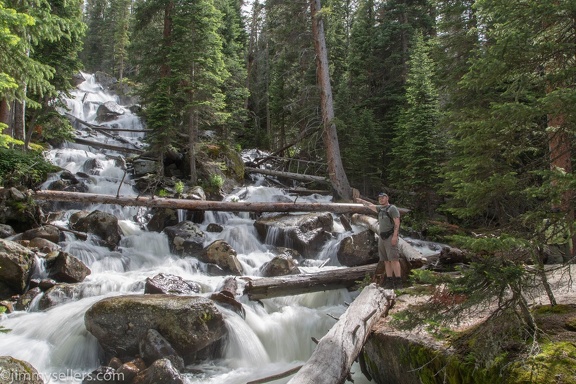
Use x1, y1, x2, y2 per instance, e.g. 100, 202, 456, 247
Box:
390, 32, 442, 214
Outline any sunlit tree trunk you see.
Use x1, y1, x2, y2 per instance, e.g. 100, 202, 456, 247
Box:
310, 0, 352, 201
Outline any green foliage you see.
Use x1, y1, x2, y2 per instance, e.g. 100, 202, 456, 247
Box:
209, 174, 224, 189
0, 147, 59, 188
174, 181, 184, 195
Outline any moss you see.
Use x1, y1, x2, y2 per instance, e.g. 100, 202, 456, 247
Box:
506, 342, 576, 383
533, 304, 573, 315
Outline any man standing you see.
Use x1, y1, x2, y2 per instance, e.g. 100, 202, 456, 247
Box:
354, 191, 402, 289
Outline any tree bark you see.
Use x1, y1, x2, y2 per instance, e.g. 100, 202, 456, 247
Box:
310, 0, 352, 201
287, 284, 395, 384
243, 264, 377, 301
32, 190, 378, 215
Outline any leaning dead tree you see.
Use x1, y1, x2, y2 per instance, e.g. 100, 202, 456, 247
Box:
32, 191, 378, 215
243, 264, 377, 300
287, 284, 395, 384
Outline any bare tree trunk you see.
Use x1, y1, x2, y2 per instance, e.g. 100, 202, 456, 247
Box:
0, 100, 12, 135
310, 0, 352, 202
13, 100, 25, 142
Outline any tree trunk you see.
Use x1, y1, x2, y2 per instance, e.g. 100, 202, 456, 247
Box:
32, 190, 378, 215
0, 100, 12, 135
243, 264, 377, 300
287, 284, 395, 384
72, 138, 144, 154
310, 0, 352, 202
245, 166, 328, 184
13, 100, 25, 142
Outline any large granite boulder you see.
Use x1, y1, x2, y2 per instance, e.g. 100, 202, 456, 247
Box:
253, 212, 333, 258
84, 294, 226, 363
337, 230, 379, 267
44, 250, 91, 283
0, 238, 36, 294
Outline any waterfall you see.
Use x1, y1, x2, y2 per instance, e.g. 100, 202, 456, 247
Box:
0, 73, 373, 384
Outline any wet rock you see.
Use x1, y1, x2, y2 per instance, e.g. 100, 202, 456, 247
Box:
146, 209, 178, 233
85, 294, 226, 364
254, 212, 333, 258
38, 283, 82, 310
199, 240, 243, 275
45, 250, 91, 283
96, 101, 124, 123
206, 223, 223, 233
83, 158, 106, 176
163, 221, 205, 257
0, 238, 36, 294
0, 224, 16, 238
133, 159, 158, 177
260, 254, 300, 277
22, 225, 61, 243
71, 210, 123, 250
337, 230, 378, 267
131, 358, 184, 384
144, 273, 201, 295
108, 357, 123, 370
81, 365, 119, 383
0, 356, 44, 384
27, 237, 61, 253
14, 287, 42, 311
0, 300, 14, 313
38, 278, 57, 291
0, 187, 43, 233
116, 361, 141, 383
139, 329, 185, 371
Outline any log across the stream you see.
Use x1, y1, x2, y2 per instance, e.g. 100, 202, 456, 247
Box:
243, 264, 377, 301
32, 190, 378, 215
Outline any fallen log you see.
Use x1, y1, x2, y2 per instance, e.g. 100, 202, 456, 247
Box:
287, 284, 395, 384
210, 277, 245, 318
243, 264, 376, 301
72, 137, 144, 155
245, 166, 329, 184
32, 190, 378, 215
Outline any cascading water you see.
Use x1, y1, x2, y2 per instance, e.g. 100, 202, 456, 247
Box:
0, 73, 374, 383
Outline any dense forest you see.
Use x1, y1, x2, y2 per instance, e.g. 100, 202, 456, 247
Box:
0, 0, 574, 257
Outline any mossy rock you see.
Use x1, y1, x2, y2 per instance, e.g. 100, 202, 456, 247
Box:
506, 342, 576, 383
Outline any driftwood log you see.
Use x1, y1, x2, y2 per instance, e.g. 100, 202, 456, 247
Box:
287, 283, 395, 384
32, 190, 378, 215
243, 264, 376, 301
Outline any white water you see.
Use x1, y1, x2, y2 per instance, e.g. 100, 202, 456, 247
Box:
0, 73, 379, 383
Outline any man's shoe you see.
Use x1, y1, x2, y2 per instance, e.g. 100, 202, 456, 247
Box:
394, 277, 404, 289
381, 277, 394, 289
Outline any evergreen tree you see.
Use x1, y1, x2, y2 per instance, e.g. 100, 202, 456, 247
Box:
81, 0, 109, 73
390, 32, 442, 214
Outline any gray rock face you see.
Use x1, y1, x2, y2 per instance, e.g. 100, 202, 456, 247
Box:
0, 238, 36, 294
0, 224, 16, 239
70, 210, 123, 250
0, 356, 44, 384
84, 294, 226, 363
254, 212, 333, 258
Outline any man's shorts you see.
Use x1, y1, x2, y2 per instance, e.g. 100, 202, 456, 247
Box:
378, 236, 399, 261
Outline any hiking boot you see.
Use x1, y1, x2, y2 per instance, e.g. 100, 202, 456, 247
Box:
381, 277, 394, 289
394, 277, 404, 289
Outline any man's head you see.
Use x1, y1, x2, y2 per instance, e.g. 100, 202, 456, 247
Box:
378, 192, 389, 204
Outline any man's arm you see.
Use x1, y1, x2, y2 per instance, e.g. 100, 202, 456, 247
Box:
354, 196, 378, 213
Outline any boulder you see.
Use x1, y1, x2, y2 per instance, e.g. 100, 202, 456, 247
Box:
253, 212, 333, 258
260, 254, 300, 277
144, 273, 201, 295
71, 210, 123, 250
337, 230, 379, 267
198, 240, 243, 275
0, 238, 36, 294
146, 209, 178, 233
45, 251, 91, 283
84, 294, 226, 363
38, 283, 83, 310
163, 221, 205, 257
14, 287, 42, 311
139, 329, 185, 371
27, 237, 61, 253
0, 224, 16, 239
131, 358, 184, 384
0, 356, 44, 384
